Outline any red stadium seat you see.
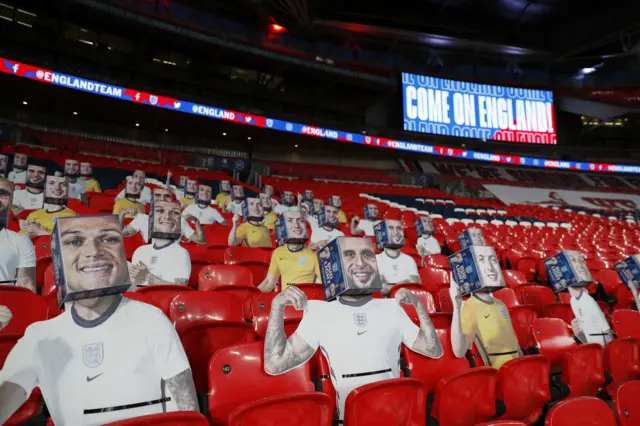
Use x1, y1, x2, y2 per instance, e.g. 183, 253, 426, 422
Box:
540, 303, 575, 326
208, 341, 315, 426
198, 264, 254, 290
135, 284, 193, 317
531, 318, 576, 367
544, 396, 616, 426
514, 285, 555, 307
170, 292, 257, 392
424, 254, 450, 270
502, 270, 527, 289
563, 343, 605, 398
224, 247, 272, 265
437, 287, 454, 313
613, 380, 640, 426
431, 367, 499, 426
388, 284, 437, 321
508, 305, 538, 351
0, 288, 48, 335
493, 288, 519, 308
516, 258, 538, 282
594, 270, 624, 295
123, 233, 146, 261
419, 268, 450, 294
496, 356, 550, 425
613, 285, 635, 310
104, 412, 209, 425
604, 337, 640, 395
611, 310, 640, 341
228, 392, 333, 426
475, 422, 527, 426
251, 292, 304, 339
342, 378, 427, 426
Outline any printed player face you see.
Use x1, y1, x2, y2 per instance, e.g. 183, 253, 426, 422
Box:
45, 176, 69, 199
387, 220, 404, 245
125, 177, 142, 195
60, 216, 129, 292
80, 162, 92, 176
471, 232, 487, 246
313, 199, 325, 212
65, 159, 79, 175
286, 211, 306, 238
132, 170, 146, 182
0, 155, 6, 172
0, 180, 12, 218
153, 188, 173, 202
247, 198, 264, 218
570, 253, 590, 277
366, 204, 379, 220
27, 165, 46, 186
186, 180, 198, 193
220, 180, 231, 193
477, 252, 501, 286
283, 191, 294, 205
263, 185, 274, 197
14, 154, 27, 168
325, 205, 339, 225
198, 185, 212, 203
259, 193, 272, 209
232, 185, 245, 199
342, 238, 380, 289
304, 190, 314, 200
179, 176, 188, 187
420, 218, 434, 236
153, 202, 181, 234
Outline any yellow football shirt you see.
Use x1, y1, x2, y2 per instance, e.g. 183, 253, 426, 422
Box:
22, 208, 77, 234
215, 192, 231, 208
262, 212, 279, 230
236, 222, 272, 248
267, 246, 320, 290
179, 196, 195, 207
112, 198, 145, 217
83, 178, 101, 193
338, 210, 348, 223
461, 295, 521, 369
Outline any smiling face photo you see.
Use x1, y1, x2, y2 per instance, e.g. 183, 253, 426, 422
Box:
568, 251, 592, 283
132, 170, 146, 181
125, 176, 143, 198
44, 176, 69, 205
341, 237, 382, 290
150, 200, 182, 240
259, 192, 272, 210
304, 190, 314, 201
263, 185, 274, 197
282, 191, 295, 206
26, 165, 46, 190
64, 159, 79, 177
418, 217, 434, 236
153, 188, 173, 203
197, 185, 212, 205
0, 179, 13, 229
387, 219, 405, 246
313, 199, 325, 214
365, 203, 379, 220
324, 205, 339, 227
330, 195, 342, 209
13, 153, 27, 170
186, 179, 198, 195
232, 184, 245, 200
475, 247, 504, 288
245, 197, 265, 221
80, 162, 92, 177
0, 154, 7, 176
220, 180, 231, 193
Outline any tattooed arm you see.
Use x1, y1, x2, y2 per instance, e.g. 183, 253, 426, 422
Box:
15, 267, 36, 293
164, 368, 198, 411
264, 287, 316, 375
395, 289, 444, 358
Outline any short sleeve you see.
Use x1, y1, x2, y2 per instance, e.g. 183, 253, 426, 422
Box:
292, 301, 322, 350
267, 250, 280, 277
17, 235, 36, 268
129, 214, 142, 232
147, 308, 190, 380
396, 302, 421, 349
181, 217, 195, 239
115, 188, 125, 200
235, 223, 247, 242
176, 249, 192, 282
131, 246, 143, 266
0, 325, 40, 396
212, 209, 225, 224
112, 200, 121, 214
460, 301, 476, 342
406, 256, 420, 279
312, 255, 320, 279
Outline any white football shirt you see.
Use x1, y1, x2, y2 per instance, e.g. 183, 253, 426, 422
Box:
357, 219, 381, 237
128, 213, 195, 242
375, 251, 420, 284
182, 204, 225, 225
8, 170, 26, 185
416, 236, 441, 256
0, 229, 36, 283
310, 226, 344, 245
131, 242, 191, 286
0, 298, 190, 426
116, 186, 152, 205
293, 298, 421, 419
68, 179, 86, 200
570, 290, 613, 346
12, 189, 44, 210
274, 204, 297, 215
226, 200, 244, 215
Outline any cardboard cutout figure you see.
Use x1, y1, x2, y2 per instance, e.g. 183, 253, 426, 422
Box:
363, 203, 379, 221
275, 210, 309, 245
259, 192, 272, 211
303, 189, 314, 202
232, 184, 245, 201
374, 219, 405, 251
281, 191, 295, 207
318, 236, 383, 300
185, 179, 197, 196
0, 179, 13, 229
179, 176, 188, 190
125, 176, 143, 200
64, 159, 79, 179
197, 184, 212, 206
329, 195, 342, 209
80, 162, 93, 178
52, 215, 132, 308
415, 217, 435, 237
242, 197, 265, 222
219, 180, 231, 194
312, 199, 325, 215
44, 175, 69, 206
25, 165, 46, 191
148, 200, 182, 241
458, 228, 487, 249
449, 246, 505, 296
317, 205, 340, 229
263, 185, 274, 198
132, 169, 145, 181
615, 256, 640, 310
543, 250, 593, 293
0, 154, 7, 177
13, 153, 27, 171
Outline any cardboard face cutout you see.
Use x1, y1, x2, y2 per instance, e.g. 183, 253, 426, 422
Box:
282, 191, 295, 207
44, 175, 69, 206
374, 219, 405, 250
449, 246, 505, 296
153, 188, 173, 203
0, 154, 7, 177
149, 200, 182, 241
320, 205, 340, 228
52, 215, 131, 308
13, 153, 27, 171
458, 228, 487, 249
64, 159, 79, 179
125, 176, 143, 200
243, 197, 265, 222
132, 169, 146, 182
415, 217, 435, 237
313, 199, 325, 215
329, 195, 342, 209
543, 250, 593, 292
25, 165, 46, 190
185, 179, 198, 196
263, 185, 274, 197
275, 210, 309, 245
259, 192, 272, 211
0, 179, 13, 230
232, 184, 245, 201
318, 236, 383, 301
219, 180, 231, 194
80, 162, 93, 178
363, 203, 379, 221
197, 185, 212, 206
303, 189, 314, 202
300, 201, 312, 217
615, 255, 640, 291
179, 176, 188, 189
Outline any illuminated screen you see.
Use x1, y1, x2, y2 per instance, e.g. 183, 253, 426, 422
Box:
402, 72, 556, 145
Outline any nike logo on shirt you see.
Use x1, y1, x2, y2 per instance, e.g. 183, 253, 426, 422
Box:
86, 373, 104, 382
484, 314, 491, 319
357, 330, 367, 336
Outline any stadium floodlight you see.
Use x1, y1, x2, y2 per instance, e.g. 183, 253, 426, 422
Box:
22, 101, 27, 105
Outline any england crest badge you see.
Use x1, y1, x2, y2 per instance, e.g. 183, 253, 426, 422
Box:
83, 343, 104, 368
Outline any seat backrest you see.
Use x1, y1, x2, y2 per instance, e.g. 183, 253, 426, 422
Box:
251, 293, 304, 339
563, 343, 605, 398
227, 392, 333, 426
389, 284, 437, 314
419, 268, 450, 294
541, 303, 575, 326
104, 412, 209, 425
493, 288, 519, 308
198, 264, 254, 291
611, 310, 640, 341
515, 285, 556, 306
136, 285, 194, 317
595, 270, 623, 294
208, 341, 314, 425
604, 337, 640, 393
224, 247, 271, 265
0, 290, 48, 335
169, 292, 249, 330
613, 380, 640, 426
503, 270, 526, 288
343, 378, 426, 426
496, 355, 550, 423
424, 254, 450, 270
532, 318, 576, 367
508, 305, 539, 350
545, 396, 616, 426
437, 288, 454, 313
